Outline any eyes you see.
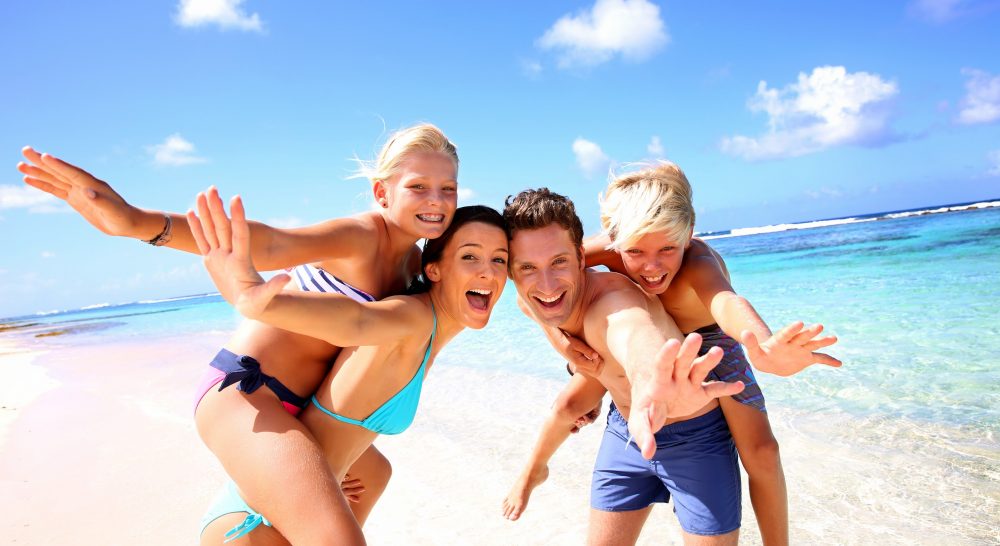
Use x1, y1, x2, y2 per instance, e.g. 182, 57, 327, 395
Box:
463, 253, 508, 265
408, 183, 458, 193
625, 246, 676, 256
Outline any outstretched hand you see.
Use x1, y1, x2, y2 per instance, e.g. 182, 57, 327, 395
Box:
628, 333, 745, 460
18, 147, 140, 236
742, 321, 841, 377
187, 190, 289, 319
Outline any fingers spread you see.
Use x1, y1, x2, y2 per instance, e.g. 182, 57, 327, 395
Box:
230, 195, 251, 262
813, 352, 843, 367
804, 335, 838, 351
703, 379, 745, 400
23, 176, 68, 200
689, 346, 723, 383
206, 187, 232, 253
791, 323, 824, 345
195, 192, 220, 250
186, 210, 211, 255
775, 321, 805, 343
674, 333, 703, 378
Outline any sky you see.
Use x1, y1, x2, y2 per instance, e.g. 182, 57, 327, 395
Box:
1, 0, 998, 317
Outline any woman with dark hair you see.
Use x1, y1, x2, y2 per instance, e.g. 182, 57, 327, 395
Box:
190, 196, 509, 544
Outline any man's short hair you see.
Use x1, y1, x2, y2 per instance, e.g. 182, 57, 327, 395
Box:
600, 162, 695, 250
503, 187, 585, 248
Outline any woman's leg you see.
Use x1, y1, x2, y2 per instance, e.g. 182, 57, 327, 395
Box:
196, 387, 366, 546
718, 397, 787, 546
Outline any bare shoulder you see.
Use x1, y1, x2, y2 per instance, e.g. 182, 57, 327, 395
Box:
677, 238, 730, 284
586, 270, 650, 316
378, 294, 435, 333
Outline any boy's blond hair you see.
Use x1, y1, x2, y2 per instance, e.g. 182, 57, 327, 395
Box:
600, 161, 695, 250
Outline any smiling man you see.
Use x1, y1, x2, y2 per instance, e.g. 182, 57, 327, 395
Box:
502, 188, 745, 545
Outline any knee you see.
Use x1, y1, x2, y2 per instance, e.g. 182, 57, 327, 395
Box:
369, 453, 393, 491
553, 395, 591, 424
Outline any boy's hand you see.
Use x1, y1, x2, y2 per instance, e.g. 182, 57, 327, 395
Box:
742, 321, 841, 377
563, 331, 604, 377
570, 403, 602, 433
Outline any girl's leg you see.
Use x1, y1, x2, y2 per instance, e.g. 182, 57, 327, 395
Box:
718, 397, 787, 546
201, 513, 291, 546
344, 445, 393, 526
196, 387, 366, 546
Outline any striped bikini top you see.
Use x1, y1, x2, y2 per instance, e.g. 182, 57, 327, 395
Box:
289, 263, 376, 303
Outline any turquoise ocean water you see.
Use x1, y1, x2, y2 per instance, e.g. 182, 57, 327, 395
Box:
3, 202, 999, 543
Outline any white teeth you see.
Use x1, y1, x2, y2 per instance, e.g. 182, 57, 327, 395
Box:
417, 214, 444, 222
469, 288, 492, 295
536, 294, 561, 303
642, 275, 665, 283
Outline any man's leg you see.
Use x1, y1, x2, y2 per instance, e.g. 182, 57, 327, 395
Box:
588, 507, 652, 546
680, 528, 739, 546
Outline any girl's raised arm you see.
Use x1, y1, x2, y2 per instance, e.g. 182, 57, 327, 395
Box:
189, 191, 425, 348
18, 147, 370, 271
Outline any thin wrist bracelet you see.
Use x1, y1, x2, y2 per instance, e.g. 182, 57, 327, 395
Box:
145, 214, 173, 246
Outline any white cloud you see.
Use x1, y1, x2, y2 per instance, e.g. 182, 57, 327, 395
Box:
988, 149, 1000, 176
538, 0, 669, 68
647, 135, 665, 158
175, 0, 263, 32
266, 217, 305, 229
957, 68, 1000, 125
41, 251, 55, 259
147, 134, 208, 166
0, 185, 61, 211
573, 138, 611, 177
720, 66, 899, 161
457, 187, 476, 205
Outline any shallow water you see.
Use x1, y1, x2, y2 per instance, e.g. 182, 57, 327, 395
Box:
4, 206, 999, 544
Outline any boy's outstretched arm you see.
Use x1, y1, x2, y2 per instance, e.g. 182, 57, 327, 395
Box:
686, 252, 842, 377
502, 374, 607, 521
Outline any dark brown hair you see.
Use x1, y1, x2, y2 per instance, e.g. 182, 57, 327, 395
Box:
407, 205, 506, 294
503, 188, 584, 247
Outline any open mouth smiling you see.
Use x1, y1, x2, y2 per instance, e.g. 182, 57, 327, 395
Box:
466, 288, 493, 311
533, 292, 565, 309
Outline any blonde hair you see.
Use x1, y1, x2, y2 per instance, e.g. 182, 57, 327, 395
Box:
599, 161, 695, 250
352, 123, 458, 182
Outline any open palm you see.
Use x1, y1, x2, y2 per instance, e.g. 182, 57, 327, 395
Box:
187, 190, 289, 319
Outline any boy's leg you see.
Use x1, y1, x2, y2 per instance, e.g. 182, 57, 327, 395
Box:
719, 397, 787, 546
652, 407, 742, 543
588, 507, 652, 546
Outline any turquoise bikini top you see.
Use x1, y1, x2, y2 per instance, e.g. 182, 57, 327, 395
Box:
310, 303, 436, 436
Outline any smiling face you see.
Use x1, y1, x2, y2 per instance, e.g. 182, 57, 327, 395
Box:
616, 230, 689, 295
509, 223, 586, 328
425, 222, 509, 330
374, 151, 458, 240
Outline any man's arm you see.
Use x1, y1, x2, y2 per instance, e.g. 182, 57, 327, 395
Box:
586, 284, 744, 459
501, 373, 607, 521
686, 252, 841, 377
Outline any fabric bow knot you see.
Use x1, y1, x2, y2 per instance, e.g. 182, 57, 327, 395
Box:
218, 355, 267, 394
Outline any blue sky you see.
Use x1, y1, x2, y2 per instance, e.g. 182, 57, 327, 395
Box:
1, 0, 998, 317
